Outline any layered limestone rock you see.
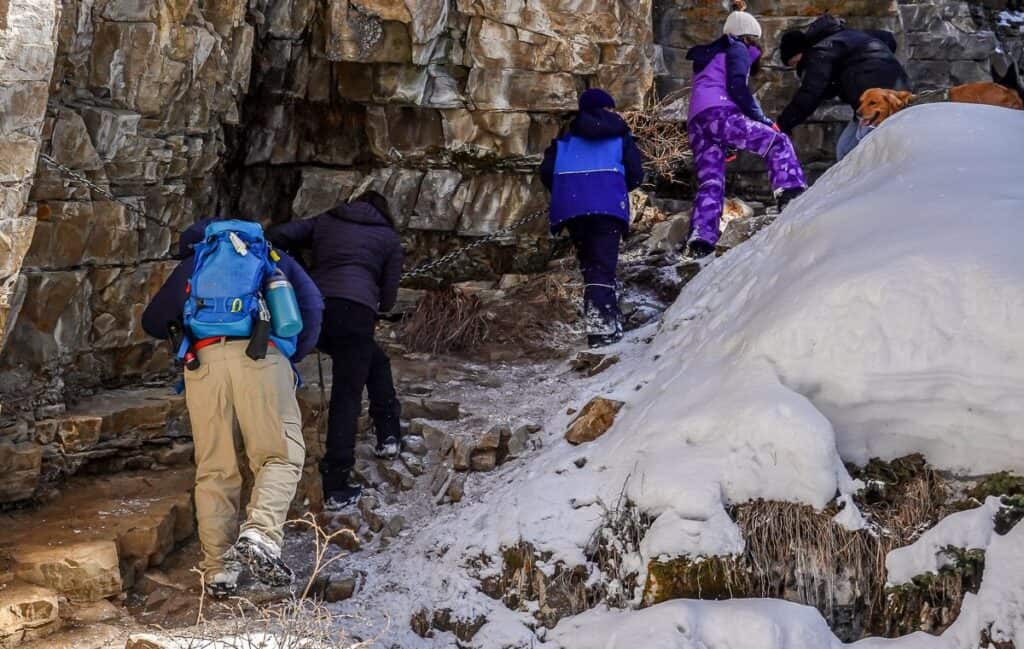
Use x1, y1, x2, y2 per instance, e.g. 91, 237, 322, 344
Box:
0, 0, 255, 408
0, 386, 189, 504
234, 0, 655, 266
0, 0, 58, 354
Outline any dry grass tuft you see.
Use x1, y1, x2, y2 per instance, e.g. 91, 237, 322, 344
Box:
486, 274, 580, 352
732, 463, 952, 636
136, 514, 384, 649
401, 275, 581, 356
401, 288, 490, 354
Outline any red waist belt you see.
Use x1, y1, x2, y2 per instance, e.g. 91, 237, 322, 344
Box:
193, 336, 276, 352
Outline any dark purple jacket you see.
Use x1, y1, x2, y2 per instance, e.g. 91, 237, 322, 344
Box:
687, 36, 771, 125
141, 219, 324, 362
540, 109, 645, 233
267, 201, 403, 313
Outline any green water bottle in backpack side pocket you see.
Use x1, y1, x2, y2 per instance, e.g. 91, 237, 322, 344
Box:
265, 268, 303, 338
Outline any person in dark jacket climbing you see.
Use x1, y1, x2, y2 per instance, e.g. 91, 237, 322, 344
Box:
777, 14, 910, 159
685, 2, 807, 258
268, 191, 404, 511
540, 87, 645, 348
141, 217, 323, 597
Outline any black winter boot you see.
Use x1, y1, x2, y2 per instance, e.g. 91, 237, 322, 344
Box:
775, 187, 805, 212
686, 239, 715, 259
321, 463, 362, 511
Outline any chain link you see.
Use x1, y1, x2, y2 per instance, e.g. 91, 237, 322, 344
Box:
37, 153, 166, 227
400, 208, 547, 281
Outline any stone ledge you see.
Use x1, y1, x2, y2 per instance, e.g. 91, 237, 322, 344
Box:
2, 468, 195, 602
0, 581, 60, 649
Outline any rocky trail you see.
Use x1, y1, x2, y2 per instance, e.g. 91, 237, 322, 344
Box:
0, 201, 731, 648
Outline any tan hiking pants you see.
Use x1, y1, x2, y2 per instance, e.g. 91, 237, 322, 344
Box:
184, 340, 305, 574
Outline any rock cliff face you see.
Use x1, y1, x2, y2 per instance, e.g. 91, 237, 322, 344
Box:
0, 0, 1021, 503
229, 0, 655, 267
0, 0, 58, 356
0, 0, 254, 410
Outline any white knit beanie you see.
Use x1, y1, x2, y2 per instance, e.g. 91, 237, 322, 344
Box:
723, 10, 762, 38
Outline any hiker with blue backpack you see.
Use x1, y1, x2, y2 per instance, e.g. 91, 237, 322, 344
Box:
268, 191, 404, 512
142, 217, 323, 598
540, 87, 645, 348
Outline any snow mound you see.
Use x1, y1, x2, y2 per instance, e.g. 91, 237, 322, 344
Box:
472, 103, 1024, 570
550, 600, 844, 649
448, 103, 1024, 647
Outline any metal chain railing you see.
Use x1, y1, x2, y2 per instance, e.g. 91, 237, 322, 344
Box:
37, 153, 166, 227
400, 208, 547, 281
39, 151, 548, 283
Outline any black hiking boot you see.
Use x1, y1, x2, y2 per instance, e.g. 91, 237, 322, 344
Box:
227, 529, 294, 588
374, 436, 402, 460
587, 330, 624, 349
324, 483, 363, 512
686, 239, 715, 259
775, 187, 805, 213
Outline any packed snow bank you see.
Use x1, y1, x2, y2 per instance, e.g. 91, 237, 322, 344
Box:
450, 103, 1024, 645
550, 599, 844, 649
467, 103, 1024, 573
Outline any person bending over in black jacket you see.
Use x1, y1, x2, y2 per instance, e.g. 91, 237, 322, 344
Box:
777, 14, 910, 160
269, 191, 404, 511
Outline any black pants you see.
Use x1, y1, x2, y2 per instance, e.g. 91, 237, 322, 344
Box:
319, 298, 399, 490
367, 343, 401, 444
566, 215, 623, 336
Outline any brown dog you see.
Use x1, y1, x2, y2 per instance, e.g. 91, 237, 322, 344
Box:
858, 83, 1024, 127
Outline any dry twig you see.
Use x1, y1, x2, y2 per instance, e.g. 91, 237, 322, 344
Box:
622, 91, 692, 183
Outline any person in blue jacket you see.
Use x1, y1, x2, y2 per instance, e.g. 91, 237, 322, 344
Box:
141, 217, 323, 598
540, 88, 645, 348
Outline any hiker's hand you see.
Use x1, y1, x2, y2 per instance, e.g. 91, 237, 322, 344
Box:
770, 122, 781, 133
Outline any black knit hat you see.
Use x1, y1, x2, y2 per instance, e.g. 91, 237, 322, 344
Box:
779, 30, 810, 65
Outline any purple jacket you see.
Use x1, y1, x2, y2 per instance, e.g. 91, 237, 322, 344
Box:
539, 108, 645, 232
268, 201, 403, 313
687, 36, 771, 125
141, 219, 324, 362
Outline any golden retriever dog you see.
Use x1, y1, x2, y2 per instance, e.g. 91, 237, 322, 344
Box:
858, 83, 1024, 127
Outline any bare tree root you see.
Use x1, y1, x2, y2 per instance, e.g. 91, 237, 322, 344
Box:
622, 90, 692, 183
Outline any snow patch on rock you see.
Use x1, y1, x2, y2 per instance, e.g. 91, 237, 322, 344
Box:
885, 496, 1001, 586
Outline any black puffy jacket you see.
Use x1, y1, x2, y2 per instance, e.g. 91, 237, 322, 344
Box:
268, 201, 403, 313
777, 15, 909, 133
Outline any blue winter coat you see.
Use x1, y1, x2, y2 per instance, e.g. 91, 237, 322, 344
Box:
141, 219, 324, 362
540, 108, 645, 233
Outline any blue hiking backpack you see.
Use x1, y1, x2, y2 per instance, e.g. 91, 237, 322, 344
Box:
183, 220, 276, 341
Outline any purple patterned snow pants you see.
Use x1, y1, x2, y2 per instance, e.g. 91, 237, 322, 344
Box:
688, 107, 806, 245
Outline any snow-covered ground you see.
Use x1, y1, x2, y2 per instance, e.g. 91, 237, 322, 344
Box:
334, 103, 1024, 648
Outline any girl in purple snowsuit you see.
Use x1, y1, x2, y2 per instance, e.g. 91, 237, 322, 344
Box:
685, 6, 807, 258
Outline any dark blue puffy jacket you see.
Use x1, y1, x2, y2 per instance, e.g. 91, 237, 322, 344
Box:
540, 108, 645, 233
141, 218, 324, 362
